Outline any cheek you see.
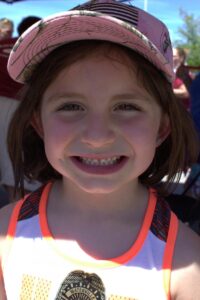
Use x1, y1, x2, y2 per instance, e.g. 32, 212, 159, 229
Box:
42, 117, 79, 149
119, 116, 160, 145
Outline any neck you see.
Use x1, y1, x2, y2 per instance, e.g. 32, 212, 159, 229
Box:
49, 179, 149, 221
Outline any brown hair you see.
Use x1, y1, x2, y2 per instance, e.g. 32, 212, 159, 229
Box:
8, 40, 199, 196
176, 47, 187, 62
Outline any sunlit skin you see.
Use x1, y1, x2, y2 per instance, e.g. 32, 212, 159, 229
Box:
173, 48, 189, 99
35, 49, 169, 212
0, 20, 13, 40
39, 51, 167, 199
173, 48, 181, 72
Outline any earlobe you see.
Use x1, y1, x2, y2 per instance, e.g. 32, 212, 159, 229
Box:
31, 112, 44, 139
156, 115, 171, 147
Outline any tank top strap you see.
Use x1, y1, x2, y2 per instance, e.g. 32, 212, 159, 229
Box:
6, 184, 46, 238
150, 192, 179, 300
150, 194, 171, 242
163, 211, 178, 300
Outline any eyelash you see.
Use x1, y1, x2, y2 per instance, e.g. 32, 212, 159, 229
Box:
58, 102, 139, 112
58, 103, 85, 111
113, 103, 139, 111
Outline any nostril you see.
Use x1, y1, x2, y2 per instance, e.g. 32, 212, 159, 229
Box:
81, 132, 116, 147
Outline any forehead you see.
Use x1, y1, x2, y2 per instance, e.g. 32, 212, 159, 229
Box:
172, 48, 178, 57
75, 43, 137, 68
39, 42, 140, 90
46, 43, 140, 89
33, 41, 165, 110
42, 51, 156, 106
45, 51, 138, 94
0, 19, 13, 28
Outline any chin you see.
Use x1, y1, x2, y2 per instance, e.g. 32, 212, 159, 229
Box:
80, 185, 117, 194
74, 180, 121, 194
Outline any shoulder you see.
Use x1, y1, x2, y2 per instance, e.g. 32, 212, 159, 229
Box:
0, 196, 26, 262
0, 202, 17, 299
0, 202, 18, 252
171, 220, 200, 300
0, 202, 17, 283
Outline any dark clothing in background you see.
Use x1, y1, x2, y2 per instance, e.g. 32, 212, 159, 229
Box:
190, 73, 200, 139
176, 64, 193, 92
0, 37, 22, 99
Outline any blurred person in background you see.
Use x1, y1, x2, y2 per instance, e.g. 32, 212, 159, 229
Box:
173, 47, 191, 111
0, 16, 41, 206
0, 18, 13, 41
174, 47, 193, 92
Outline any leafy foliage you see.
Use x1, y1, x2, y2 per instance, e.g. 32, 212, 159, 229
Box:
175, 9, 200, 66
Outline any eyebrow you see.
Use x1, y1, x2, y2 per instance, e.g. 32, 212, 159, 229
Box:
111, 92, 151, 102
45, 93, 86, 103
45, 91, 151, 104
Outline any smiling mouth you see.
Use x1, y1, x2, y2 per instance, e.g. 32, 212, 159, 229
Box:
70, 156, 128, 174
75, 156, 124, 166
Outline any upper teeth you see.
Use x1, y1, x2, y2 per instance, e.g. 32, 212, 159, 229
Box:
80, 156, 120, 166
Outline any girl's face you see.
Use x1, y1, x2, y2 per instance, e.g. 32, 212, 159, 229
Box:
173, 48, 182, 71
37, 50, 169, 194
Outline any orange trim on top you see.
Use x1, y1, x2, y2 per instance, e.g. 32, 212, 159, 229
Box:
39, 183, 157, 268
112, 189, 157, 264
163, 211, 179, 300
39, 182, 52, 236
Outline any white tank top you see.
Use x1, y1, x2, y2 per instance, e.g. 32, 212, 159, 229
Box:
2, 182, 178, 300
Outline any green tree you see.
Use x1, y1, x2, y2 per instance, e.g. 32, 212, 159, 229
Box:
175, 9, 200, 66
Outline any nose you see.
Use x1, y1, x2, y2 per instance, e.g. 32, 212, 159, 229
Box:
81, 114, 115, 148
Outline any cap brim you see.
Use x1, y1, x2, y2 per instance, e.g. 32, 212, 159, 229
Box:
8, 11, 174, 83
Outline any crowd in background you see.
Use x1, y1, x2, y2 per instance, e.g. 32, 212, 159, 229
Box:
0, 16, 41, 206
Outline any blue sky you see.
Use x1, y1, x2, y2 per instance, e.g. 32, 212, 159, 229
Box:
0, 0, 199, 44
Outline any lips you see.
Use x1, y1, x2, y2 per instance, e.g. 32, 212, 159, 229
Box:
70, 156, 128, 175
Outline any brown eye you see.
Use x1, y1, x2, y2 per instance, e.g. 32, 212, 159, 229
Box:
114, 103, 138, 111
59, 103, 85, 111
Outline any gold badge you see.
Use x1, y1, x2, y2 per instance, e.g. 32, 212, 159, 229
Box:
56, 270, 106, 300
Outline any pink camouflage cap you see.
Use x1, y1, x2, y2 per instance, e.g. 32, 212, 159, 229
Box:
7, 0, 175, 83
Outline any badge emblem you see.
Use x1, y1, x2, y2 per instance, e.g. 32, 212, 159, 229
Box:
56, 270, 106, 300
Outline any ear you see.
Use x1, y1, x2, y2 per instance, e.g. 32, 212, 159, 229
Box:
156, 114, 171, 147
31, 111, 44, 139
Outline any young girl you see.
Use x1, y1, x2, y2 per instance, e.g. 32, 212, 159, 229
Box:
0, 1, 200, 299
